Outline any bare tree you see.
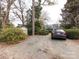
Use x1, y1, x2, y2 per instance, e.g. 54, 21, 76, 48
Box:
0, 0, 16, 28
12, 0, 27, 26
42, 0, 55, 5
74, 15, 79, 27
39, 11, 50, 29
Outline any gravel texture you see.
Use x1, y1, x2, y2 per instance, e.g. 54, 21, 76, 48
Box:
0, 34, 79, 59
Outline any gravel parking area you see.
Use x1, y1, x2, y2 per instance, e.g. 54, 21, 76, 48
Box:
0, 35, 79, 59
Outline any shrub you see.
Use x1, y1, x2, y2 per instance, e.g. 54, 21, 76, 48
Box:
27, 20, 42, 35
35, 20, 41, 33
37, 30, 49, 35
65, 29, 79, 39
61, 24, 73, 29
28, 27, 32, 35
0, 28, 27, 44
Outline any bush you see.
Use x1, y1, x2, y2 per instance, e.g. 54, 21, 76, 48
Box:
37, 30, 49, 35
61, 24, 73, 29
65, 29, 79, 39
27, 20, 42, 35
0, 28, 27, 44
35, 20, 41, 33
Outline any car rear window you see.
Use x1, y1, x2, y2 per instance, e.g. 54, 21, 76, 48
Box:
56, 29, 65, 33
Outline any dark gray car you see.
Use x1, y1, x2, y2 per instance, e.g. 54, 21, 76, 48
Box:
51, 29, 66, 40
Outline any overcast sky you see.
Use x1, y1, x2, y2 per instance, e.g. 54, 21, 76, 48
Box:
42, 0, 67, 25
12, 0, 67, 26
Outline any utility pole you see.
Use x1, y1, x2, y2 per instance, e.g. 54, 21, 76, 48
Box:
32, 0, 35, 35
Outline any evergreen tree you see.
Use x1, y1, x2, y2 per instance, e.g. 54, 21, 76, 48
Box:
61, 0, 79, 28
27, 0, 42, 35
35, 0, 42, 19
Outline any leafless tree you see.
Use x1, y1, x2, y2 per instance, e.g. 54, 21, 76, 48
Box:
39, 11, 50, 29
42, 0, 55, 5
0, 0, 16, 28
74, 15, 79, 27
12, 0, 27, 26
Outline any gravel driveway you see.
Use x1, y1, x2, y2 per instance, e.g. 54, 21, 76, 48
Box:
0, 35, 79, 59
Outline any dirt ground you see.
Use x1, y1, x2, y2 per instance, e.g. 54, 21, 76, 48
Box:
0, 35, 79, 59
